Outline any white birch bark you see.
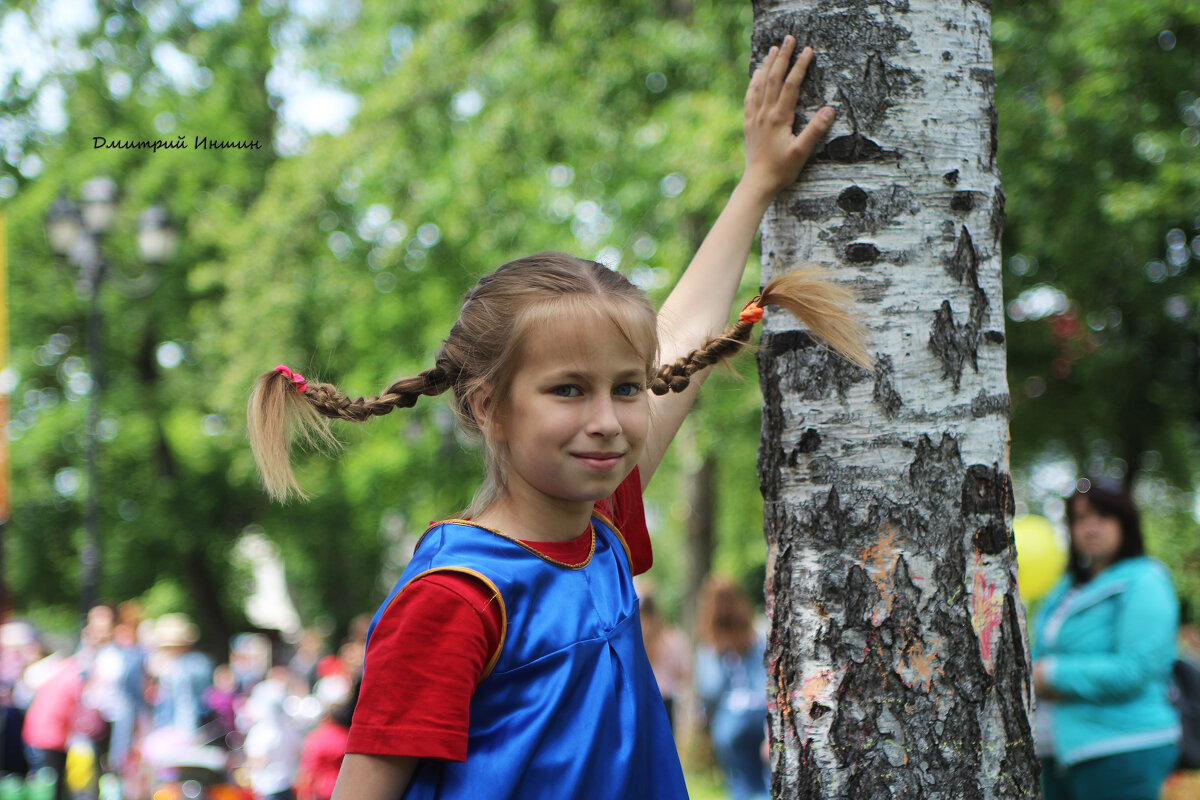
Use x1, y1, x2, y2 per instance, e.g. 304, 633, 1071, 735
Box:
751, 1, 1039, 797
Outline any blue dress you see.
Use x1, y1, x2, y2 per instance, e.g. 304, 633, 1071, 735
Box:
367, 513, 688, 800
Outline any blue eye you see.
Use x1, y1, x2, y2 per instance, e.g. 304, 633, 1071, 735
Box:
553, 385, 582, 397
614, 383, 643, 397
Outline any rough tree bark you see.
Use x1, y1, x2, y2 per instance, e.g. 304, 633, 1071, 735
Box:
751, 1, 1039, 798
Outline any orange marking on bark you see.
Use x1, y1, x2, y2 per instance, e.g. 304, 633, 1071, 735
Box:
859, 526, 902, 623
899, 641, 941, 691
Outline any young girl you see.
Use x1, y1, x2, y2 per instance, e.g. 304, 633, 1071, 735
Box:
248, 36, 867, 800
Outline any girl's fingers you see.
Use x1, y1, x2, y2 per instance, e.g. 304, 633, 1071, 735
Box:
790, 106, 836, 162
745, 67, 765, 119
760, 45, 779, 97
776, 46, 813, 113
766, 36, 797, 104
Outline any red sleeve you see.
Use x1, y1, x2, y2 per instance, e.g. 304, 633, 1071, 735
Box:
593, 465, 652, 575
346, 573, 502, 761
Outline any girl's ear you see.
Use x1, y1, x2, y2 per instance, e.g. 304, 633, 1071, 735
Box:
468, 383, 505, 443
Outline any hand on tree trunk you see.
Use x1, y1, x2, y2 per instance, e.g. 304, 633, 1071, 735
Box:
742, 35, 835, 200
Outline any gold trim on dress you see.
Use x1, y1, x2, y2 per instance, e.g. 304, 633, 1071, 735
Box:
425, 518, 597, 570
591, 510, 632, 568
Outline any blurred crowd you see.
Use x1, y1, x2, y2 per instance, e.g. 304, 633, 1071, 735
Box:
0, 602, 367, 800
0, 579, 771, 800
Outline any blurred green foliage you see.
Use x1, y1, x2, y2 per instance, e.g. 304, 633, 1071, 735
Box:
2, 0, 767, 642
997, 0, 1200, 484
2, 0, 1198, 640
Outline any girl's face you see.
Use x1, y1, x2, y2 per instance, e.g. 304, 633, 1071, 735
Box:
491, 313, 650, 511
1070, 495, 1123, 573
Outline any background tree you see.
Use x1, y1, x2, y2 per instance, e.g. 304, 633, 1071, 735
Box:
3, 0, 280, 644
751, 1, 1037, 796
998, 0, 1200, 490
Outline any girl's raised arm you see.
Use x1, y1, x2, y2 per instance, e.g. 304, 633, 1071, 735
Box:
331, 753, 417, 800
639, 35, 835, 486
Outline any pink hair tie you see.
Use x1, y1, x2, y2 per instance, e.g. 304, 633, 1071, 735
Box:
273, 364, 307, 393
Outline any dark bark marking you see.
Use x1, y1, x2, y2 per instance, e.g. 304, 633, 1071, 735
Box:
907, 434, 963, 511
841, 562, 878, 627
991, 184, 1007, 243
800, 483, 868, 550
931, 227, 990, 390
992, 594, 1040, 797
853, 275, 890, 304
751, 8, 912, 71
845, 242, 880, 263
946, 225, 980, 286
974, 520, 1009, 555
766, 536, 827, 799
950, 191, 976, 211
943, 169, 960, 186
762, 330, 872, 402
942, 50, 953, 61
810, 702, 830, 719
771, 738, 824, 800
929, 300, 978, 390
961, 464, 1014, 517
792, 184, 918, 245
872, 354, 902, 417
969, 67, 994, 86
987, 102, 999, 167
837, 185, 869, 213
970, 390, 1010, 418
757, 347, 785, 503
984, 330, 1005, 344
838, 52, 893, 133
790, 194, 839, 223
831, 559, 948, 796
962, 463, 1015, 556
797, 428, 822, 454
787, 429, 823, 468
817, 133, 901, 163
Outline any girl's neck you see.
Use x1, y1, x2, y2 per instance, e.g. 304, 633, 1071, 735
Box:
472, 492, 594, 543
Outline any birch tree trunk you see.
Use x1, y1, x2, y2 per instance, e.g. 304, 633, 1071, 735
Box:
751, 2, 1039, 797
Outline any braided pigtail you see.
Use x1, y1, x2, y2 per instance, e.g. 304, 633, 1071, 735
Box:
649, 315, 758, 395
305, 362, 457, 421
648, 268, 870, 396
247, 362, 456, 503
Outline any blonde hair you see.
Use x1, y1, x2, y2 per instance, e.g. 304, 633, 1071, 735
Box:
248, 254, 868, 510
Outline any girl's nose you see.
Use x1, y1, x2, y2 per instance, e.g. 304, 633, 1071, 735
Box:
587, 396, 622, 437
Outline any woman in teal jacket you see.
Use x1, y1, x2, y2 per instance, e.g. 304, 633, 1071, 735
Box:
1033, 477, 1180, 800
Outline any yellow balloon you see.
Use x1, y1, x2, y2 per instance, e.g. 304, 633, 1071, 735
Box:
65, 739, 96, 793
1013, 514, 1067, 604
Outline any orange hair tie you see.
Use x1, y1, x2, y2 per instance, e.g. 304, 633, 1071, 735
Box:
738, 298, 764, 325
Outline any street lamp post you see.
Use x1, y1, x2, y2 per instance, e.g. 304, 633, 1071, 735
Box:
44, 178, 176, 625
